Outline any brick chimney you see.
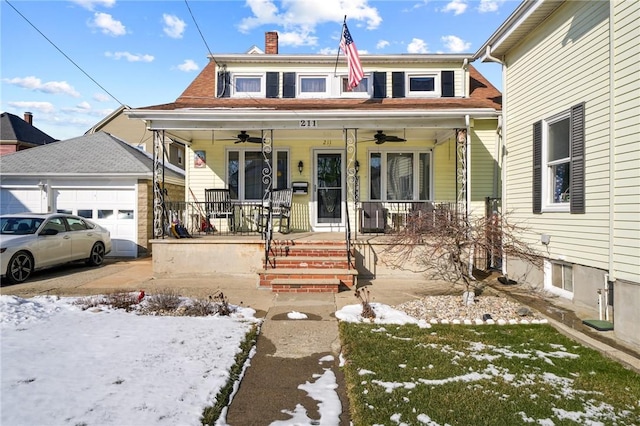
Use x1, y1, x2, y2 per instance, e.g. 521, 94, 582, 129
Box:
265, 31, 278, 54
24, 112, 33, 125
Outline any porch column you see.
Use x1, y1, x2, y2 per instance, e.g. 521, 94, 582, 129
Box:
345, 128, 358, 237
152, 130, 166, 238
261, 129, 274, 202
456, 127, 469, 218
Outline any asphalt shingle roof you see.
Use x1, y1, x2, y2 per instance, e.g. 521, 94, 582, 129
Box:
0, 112, 57, 145
0, 132, 184, 181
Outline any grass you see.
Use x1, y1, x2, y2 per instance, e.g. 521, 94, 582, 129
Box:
340, 322, 640, 426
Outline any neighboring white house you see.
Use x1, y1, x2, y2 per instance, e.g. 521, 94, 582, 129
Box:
0, 132, 185, 258
476, 0, 639, 348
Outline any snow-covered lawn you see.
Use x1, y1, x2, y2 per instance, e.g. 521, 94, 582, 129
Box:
0, 295, 258, 425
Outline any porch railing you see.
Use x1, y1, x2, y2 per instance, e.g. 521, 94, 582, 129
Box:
164, 201, 268, 237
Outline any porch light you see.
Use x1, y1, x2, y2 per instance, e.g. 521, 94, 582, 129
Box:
298, 161, 304, 174
354, 160, 360, 174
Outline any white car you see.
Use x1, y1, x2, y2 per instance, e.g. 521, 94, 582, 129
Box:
0, 213, 112, 284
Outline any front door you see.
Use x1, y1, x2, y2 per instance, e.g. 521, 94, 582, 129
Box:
313, 151, 344, 231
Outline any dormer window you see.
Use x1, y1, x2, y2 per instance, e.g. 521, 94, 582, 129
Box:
233, 74, 265, 97
299, 75, 328, 97
341, 76, 369, 96
406, 73, 440, 97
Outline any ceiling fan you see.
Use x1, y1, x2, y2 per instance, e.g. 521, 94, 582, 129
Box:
233, 131, 263, 144
362, 130, 407, 144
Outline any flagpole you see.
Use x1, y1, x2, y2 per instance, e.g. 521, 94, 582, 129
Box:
333, 15, 347, 75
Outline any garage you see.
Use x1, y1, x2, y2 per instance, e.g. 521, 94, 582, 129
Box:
0, 132, 185, 258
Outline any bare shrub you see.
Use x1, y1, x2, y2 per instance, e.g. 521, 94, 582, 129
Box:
181, 298, 216, 317
211, 291, 235, 316
73, 296, 107, 310
145, 290, 182, 314
104, 292, 139, 312
385, 206, 541, 291
355, 287, 376, 319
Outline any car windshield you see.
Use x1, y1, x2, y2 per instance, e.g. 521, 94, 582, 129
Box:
0, 217, 44, 235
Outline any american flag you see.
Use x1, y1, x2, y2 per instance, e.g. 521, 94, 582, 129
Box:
340, 23, 364, 91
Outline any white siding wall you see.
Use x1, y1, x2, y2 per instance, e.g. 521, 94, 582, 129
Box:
612, 0, 640, 282
504, 1, 612, 269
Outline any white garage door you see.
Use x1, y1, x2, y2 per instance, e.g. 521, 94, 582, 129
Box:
0, 188, 45, 214
55, 188, 137, 258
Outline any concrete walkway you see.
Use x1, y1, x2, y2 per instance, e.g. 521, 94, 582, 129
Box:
2, 256, 639, 425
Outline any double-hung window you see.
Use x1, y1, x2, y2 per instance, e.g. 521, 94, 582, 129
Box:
369, 151, 432, 201
233, 74, 264, 97
228, 149, 289, 200
533, 103, 585, 214
340, 76, 369, 97
298, 75, 328, 97
406, 73, 439, 97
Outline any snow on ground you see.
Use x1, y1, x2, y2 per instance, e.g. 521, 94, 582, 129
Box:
0, 295, 258, 425
1, 296, 620, 426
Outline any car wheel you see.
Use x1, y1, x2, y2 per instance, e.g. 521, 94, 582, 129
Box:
87, 242, 105, 266
6, 251, 34, 284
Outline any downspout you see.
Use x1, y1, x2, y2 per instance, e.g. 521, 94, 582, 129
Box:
462, 58, 468, 97
482, 45, 507, 276
608, 1, 616, 284
465, 114, 471, 217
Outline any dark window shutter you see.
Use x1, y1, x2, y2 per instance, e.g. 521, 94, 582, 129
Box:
533, 121, 542, 214
266, 72, 279, 98
392, 72, 405, 98
570, 102, 586, 214
441, 71, 455, 97
217, 71, 230, 98
373, 72, 387, 98
283, 72, 296, 98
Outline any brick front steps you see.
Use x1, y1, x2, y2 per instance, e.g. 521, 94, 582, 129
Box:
259, 239, 357, 293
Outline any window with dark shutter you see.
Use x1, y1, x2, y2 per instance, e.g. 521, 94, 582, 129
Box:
283, 72, 296, 98
373, 72, 387, 99
266, 72, 279, 98
441, 71, 455, 97
570, 103, 585, 214
392, 72, 405, 98
217, 71, 230, 98
533, 121, 542, 214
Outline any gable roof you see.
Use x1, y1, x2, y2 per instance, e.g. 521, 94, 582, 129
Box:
0, 112, 58, 146
0, 131, 184, 182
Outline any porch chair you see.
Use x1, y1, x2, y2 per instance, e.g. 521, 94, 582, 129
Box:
268, 188, 293, 234
204, 188, 235, 233
359, 202, 388, 233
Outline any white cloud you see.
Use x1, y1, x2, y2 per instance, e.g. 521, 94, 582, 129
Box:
105, 51, 154, 62
7, 101, 55, 114
237, 0, 382, 48
3, 76, 80, 97
478, 0, 502, 13
441, 0, 468, 15
318, 47, 338, 55
70, 0, 115, 11
91, 12, 126, 36
441, 35, 471, 53
162, 14, 186, 39
376, 40, 390, 49
93, 93, 111, 102
277, 30, 318, 47
177, 59, 199, 72
407, 38, 428, 53
77, 101, 92, 110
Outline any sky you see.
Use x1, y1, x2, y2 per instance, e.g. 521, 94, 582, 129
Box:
0, 0, 519, 141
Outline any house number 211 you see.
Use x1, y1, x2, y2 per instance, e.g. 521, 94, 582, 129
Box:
299, 120, 318, 128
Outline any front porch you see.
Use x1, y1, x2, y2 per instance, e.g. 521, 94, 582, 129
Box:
152, 197, 501, 293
